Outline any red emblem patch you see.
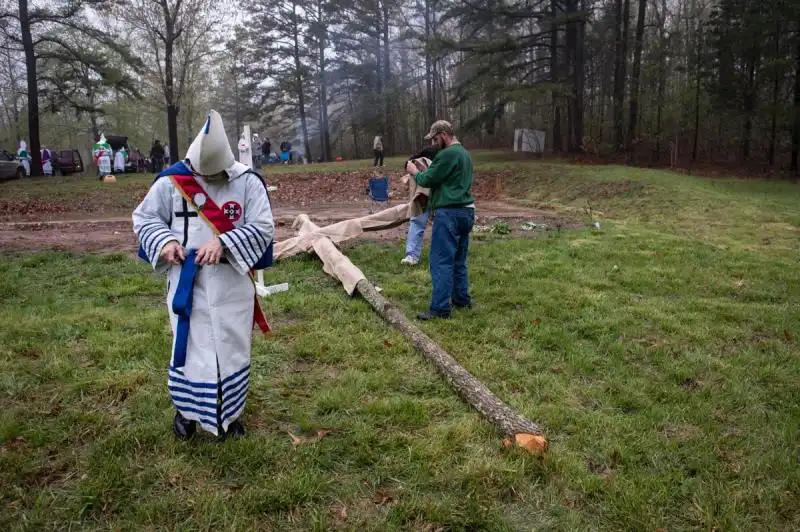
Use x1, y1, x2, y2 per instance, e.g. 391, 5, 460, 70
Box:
221, 201, 242, 222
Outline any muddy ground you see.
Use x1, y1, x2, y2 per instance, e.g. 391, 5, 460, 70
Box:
0, 169, 579, 254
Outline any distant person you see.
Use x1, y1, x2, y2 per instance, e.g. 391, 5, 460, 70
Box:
150, 140, 165, 173
373, 134, 384, 167
252, 134, 263, 168
405, 120, 474, 320
114, 147, 126, 173
17, 140, 30, 176
164, 143, 171, 165
41, 146, 53, 176
263, 137, 271, 163
279, 140, 292, 164
400, 144, 441, 266
98, 148, 112, 178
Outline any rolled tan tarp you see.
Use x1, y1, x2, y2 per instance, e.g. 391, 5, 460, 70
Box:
273, 158, 432, 261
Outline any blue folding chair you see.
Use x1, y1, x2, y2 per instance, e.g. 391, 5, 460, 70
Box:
368, 175, 389, 213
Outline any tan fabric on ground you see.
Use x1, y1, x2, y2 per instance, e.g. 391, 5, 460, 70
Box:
274, 161, 432, 262
274, 204, 411, 260
293, 214, 366, 295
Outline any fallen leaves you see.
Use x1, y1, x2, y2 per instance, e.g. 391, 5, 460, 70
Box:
0, 436, 27, 453
373, 489, 395, 506
330, 502, 348, 522
287, 429, 331, 450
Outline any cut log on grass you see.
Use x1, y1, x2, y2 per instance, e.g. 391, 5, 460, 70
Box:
356, 279, 547, 454
283, 214, 548, 454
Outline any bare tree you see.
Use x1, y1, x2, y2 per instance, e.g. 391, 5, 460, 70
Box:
0, 0, 138, 175
122, 0, 217, 159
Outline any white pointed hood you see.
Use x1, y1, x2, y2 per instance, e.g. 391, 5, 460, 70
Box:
185, 110, 236, 176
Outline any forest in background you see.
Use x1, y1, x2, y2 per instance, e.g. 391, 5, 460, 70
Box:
1, 0, 799, 176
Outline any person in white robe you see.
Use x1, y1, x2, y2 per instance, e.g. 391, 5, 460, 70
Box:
114, 148, 126, 173
132, 109, 275, 440
17, 140, 30, 176
98, 148, 112, 177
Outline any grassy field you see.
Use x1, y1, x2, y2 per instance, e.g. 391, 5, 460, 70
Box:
1, 156, 799, 530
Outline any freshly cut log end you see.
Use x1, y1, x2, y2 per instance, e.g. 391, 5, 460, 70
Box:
515, 433, 548, 454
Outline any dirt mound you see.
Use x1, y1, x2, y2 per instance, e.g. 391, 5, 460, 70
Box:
268, 169, 510, 208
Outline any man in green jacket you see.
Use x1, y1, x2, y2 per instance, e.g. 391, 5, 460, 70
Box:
406, 120, 475, 320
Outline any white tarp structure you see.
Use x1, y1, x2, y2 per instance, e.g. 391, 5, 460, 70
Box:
513, 129, 546, 153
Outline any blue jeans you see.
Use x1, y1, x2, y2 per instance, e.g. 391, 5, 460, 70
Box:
429, 207, 474, 315
405, 210, 430, 259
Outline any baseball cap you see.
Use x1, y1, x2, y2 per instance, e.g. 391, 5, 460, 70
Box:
424, 120, 455, 139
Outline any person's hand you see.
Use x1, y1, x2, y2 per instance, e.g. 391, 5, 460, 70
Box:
160, 240, 185, 265
406, 161, 419, 176
196, 237, 224, 265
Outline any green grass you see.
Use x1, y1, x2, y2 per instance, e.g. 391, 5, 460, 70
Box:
2, 156, 800, 530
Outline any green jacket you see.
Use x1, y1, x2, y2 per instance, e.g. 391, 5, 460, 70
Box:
414, 143, 474, 210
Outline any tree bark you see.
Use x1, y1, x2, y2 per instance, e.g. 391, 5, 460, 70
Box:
768, 22, 781, 166
792, 27, 800, 175
551, 0, 563, 152
627, 0, 646, 151
317, 1, 331, 162
346, 81, 361, 159
283, 214, 547, 454
19, 0, 42, 176
292, 0, 312, 162
425, 0, 436, 124
654, 0, 666, 163
613, 0, 630, 151
357, 279, 546, 452
162, 3, 179, 159
565, 0, 576, 152
741, 50, 760, 161
381, 0, 393, 155
692, 67, 701, 162
571, 0, 585, 152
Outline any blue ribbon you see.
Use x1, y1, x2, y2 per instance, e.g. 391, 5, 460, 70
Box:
171, 249, 199, 369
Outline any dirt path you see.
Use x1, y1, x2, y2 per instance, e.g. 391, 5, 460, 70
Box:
0, 200, 575, 254
0, 157, 578, 258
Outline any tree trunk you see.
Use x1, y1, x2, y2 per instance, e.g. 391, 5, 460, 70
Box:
792, 29, 800, 175
317, 0, 331, 161
741, 51, 760, 161
357, 279, 546, 452
692, 68, 701, 162
768, 22, 781, 166
613, 0, 630, 151
565, 1, 575, 152
283, 214, 547, 454
571, 0, 585, 152
381, 0, 393, 155
551, 0, 562, 152
654, 0, 666, 163
425, 0, 435, 124
19, 0, 42, 176
232, 64, 242, 141
292, 1, 312, 162
346, 81, 361, 159
627, 0, 646, 151
163, 10, 179, 160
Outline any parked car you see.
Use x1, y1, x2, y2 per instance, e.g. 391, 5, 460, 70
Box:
56, 149, 84, 175
0, 149, 25, 180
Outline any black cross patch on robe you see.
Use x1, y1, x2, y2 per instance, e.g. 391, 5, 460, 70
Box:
174, 198, 198, 247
